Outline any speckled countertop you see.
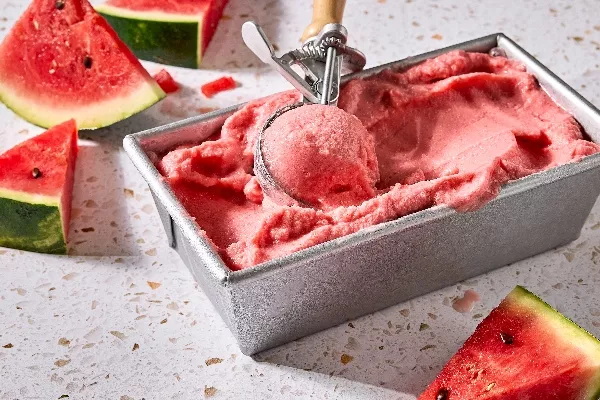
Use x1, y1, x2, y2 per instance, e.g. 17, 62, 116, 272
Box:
1, 1, 600, 399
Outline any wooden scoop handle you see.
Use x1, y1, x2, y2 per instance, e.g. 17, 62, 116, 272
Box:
301, 0, 346, 42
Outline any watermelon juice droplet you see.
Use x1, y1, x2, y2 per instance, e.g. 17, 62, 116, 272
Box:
452, 289, 480, 313
489, 47, 507, 58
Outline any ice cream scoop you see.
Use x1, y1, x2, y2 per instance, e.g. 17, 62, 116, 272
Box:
260, 103, 379, 209
242, 0, 366, 207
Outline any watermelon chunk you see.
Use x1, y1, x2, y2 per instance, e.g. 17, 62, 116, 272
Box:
0, 0, 165, 129
201, 76, 237, 98
0, 120, 78, 254
96, 0, 229, 68
153, 69, 179, 94
419, 286, 600, 400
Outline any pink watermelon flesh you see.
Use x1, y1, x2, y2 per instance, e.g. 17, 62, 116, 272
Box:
0, 120, 78, 252
0, 0, 164, 129
103, 0, 228, 53
418, 286, 600, 400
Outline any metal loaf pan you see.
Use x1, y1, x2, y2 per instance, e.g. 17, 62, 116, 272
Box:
124, 34, 600, 355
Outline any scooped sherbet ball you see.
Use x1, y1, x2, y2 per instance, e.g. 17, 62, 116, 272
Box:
262, 104, 379, 209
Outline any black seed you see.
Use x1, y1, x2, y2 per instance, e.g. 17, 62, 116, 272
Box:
83, 56, 92, 69
55, 0, 65, 10
32, 167, 42, 179
500, 332, 514, 344
436, 388, 449, 400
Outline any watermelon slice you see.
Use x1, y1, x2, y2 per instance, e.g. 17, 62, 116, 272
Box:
0, 0, 165, 129
0, 120, 78, 254
419, 286, 600, 400
95, 0, 229, 68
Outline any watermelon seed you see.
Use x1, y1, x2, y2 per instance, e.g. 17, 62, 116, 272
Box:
436, 388, 449, 400
55, 0, 65, 10
83, 56, 92, 69
32, 168, 42, 179
500, 332, 514, 344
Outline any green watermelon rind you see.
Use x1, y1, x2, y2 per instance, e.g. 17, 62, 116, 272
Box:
95, 4, 202, 69
0, 79, 165, 130
509, 286, 600, 399
0, 187, 60, 206
0, 190, 66, 255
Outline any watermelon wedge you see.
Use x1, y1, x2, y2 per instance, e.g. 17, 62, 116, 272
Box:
0, 0, 165, 129
0, 120, 78, 254
95, 0, 229, 68
419, 286, 600, 400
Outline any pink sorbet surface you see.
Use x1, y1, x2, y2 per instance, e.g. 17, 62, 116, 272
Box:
263, 104, 379, 209
158, 50, 600, 270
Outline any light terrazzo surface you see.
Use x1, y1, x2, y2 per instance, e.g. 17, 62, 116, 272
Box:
1, 0, 600, 399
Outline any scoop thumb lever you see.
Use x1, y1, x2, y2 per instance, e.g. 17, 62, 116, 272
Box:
301, 0, 346, 42
241, 21, 275, 64
242, 21, 320, 103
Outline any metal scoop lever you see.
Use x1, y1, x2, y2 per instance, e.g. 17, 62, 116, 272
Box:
242, 22, 319, 104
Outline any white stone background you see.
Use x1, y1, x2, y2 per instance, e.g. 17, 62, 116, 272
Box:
1, 0, 600, 399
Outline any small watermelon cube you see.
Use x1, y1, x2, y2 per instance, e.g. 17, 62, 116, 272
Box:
419, 286, 600, 400
201, 76, 237, 98
153, 69, 179, 94
0, 120, 78, 254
